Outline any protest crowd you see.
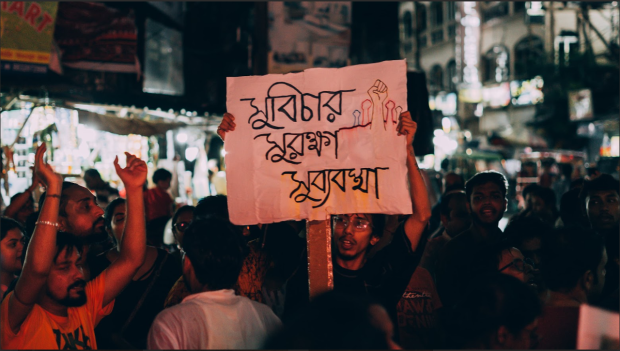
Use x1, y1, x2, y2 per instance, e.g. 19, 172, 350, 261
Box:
0, 110, 618, 350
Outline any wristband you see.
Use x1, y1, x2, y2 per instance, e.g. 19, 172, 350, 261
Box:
46, 194, 61, 198
36, 221, 59, 228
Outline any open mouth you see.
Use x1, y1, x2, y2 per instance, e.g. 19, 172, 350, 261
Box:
480, 207, 495, 216
340, 238, 355, 250
68, 281, 86, 292
70, 286, 85, 293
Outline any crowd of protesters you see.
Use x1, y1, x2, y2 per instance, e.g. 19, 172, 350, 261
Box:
1, 110, 618, 350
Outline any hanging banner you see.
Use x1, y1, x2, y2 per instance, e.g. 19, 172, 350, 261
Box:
268, 2, 351, 74
0, 1, 59, 75
225, 60, 412, 225
143, 19, 184, 96
54, 2, 138, 73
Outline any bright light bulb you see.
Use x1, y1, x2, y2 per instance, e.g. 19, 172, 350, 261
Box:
185, 147, 199, 162
442, 117, 451, 133
176, 133, 188, 143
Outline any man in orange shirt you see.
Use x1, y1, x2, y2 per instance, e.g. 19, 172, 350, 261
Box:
1, 146, 147, 350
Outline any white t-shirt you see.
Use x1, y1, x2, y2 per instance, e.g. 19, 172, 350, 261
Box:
147, 289, 281, 349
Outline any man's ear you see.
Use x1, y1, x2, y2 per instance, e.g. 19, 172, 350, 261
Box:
440, 213, 449, 227
581, 270, 594, 292
370, 235, 380, 246
58, 216, 68, 232
494, 325, 510, 347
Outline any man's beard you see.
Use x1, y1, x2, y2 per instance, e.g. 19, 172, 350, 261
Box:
82, 218, 108, 244
53, 280, 88, 307
332, 242, 367, 262
59, 292, 87, 307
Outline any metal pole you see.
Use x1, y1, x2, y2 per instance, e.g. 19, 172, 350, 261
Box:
580, 8, 617, 61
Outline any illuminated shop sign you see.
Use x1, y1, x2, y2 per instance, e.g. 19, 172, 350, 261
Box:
460, 2, 480, 87
459, 88, 482, 103
510, 76, 544, 106
482, 82, 511, 108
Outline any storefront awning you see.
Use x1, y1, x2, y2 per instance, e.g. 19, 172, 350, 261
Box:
73, 107, 188, 137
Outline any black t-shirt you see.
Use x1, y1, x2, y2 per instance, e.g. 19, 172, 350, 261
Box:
93, 248, 182, 349
435, 225, 505, 310
284, 222, 422, 328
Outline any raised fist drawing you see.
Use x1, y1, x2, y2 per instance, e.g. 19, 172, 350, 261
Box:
367, 80, 388, 130
367, 79, 388, 105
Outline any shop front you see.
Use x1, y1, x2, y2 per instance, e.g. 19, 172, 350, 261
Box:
1, 97, 217, 209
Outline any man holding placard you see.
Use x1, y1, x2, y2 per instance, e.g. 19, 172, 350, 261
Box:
220, 60, 431, 342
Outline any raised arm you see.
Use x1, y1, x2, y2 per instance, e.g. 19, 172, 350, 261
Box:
397, 111, 432, 252
8, 144, 63, 334
102, 152, 147, 306
3, 169, 39, 219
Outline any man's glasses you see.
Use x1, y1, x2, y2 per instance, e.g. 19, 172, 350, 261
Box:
499, 257, 535, 273
333, 216, 372, 231
174, 221, 191, 233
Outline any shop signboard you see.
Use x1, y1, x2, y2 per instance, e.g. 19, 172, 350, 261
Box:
53, 2, 138, 73
0, 1, 59, 75
225, 60, 412, 225
510, 76, 544, 106
267, 2, 351, 74
569, 89, 594, 121
482, 82, 511, 108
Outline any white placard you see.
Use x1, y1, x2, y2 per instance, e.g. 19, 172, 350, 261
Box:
577, 304, 620, 350
225, 60, 413, 225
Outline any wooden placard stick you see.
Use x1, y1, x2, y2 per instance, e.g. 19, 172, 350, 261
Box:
306, 219, 334, 299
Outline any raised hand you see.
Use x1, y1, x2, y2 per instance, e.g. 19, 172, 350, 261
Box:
114, 152, 148, 190
27, 166, 42, 192
217, 113, 237, 141
33, 143, 62, 190
396, 111, 418, 146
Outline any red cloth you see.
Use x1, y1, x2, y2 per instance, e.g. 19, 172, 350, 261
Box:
144, 187, 173, 222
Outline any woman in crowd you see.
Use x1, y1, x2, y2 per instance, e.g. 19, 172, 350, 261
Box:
91, 197, 182, 349
0, 217, 25, 298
